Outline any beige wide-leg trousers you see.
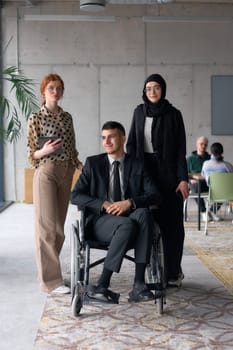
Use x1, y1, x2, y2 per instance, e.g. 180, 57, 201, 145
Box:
33, 160, 74, 292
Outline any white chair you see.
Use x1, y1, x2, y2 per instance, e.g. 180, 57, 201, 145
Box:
184, 190, 208, 222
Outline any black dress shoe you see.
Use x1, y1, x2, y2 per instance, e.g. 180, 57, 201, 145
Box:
89, 285, 120, 304
128, 284, 154, 303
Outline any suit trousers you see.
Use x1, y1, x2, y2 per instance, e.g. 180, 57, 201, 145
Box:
33, 160, 74, 292
92, 208, 154, 273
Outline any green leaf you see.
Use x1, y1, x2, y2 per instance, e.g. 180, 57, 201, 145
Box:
0, 66, 39, 142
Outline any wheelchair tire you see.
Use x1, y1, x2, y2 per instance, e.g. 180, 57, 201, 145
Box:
146, 223, 166, 315
71, 282, 83, 316
71, 294, 82, 317
71, 221, 83, 299
156, 294, 164, 315
71, 223, 79, 298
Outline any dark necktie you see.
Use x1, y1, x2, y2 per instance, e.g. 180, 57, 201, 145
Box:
113, 160, 121, 202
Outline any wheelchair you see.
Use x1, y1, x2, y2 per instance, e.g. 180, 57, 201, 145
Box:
70, 209, 166, 317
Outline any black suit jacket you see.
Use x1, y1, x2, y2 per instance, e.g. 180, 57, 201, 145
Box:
71, 153, 161, 229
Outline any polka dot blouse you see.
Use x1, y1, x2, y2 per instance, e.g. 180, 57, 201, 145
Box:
27, 105, 82, 169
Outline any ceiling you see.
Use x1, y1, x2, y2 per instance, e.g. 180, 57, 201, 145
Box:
3, 0, 233, 5
107, 0, 233, 3
2, 0, 233, 11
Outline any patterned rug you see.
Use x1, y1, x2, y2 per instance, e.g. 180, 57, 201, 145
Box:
184, 213, 233, 295
33, 210, 233, 350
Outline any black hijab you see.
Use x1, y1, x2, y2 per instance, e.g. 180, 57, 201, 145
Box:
142, 74, 167, 117
143, 74, 166, 101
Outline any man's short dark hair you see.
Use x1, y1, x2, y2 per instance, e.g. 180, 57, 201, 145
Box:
102, 121, 126, 136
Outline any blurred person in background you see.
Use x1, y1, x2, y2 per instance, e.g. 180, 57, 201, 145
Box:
187, 136, 210, 221
202, 142, 233, 222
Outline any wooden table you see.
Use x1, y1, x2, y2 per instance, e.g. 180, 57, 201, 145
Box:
188, 173, 206, 230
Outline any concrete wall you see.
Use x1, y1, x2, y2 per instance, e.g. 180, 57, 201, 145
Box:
2, 2, 233, 201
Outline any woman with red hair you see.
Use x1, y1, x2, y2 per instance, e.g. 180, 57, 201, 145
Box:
27, 73, 82, 294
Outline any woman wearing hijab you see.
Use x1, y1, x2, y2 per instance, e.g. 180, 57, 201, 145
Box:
127, 73, 189, 287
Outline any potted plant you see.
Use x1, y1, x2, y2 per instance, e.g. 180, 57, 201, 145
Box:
0, 66, 39, 142
0, 66, 39, 211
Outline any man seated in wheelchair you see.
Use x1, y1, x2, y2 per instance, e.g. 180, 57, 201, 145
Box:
71, 121, 161, 303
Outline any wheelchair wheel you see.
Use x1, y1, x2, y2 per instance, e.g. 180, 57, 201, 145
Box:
155, 265, 165, 315
157, 295, 163, 315
146, 223, 166, 315
146, 246, 156, 285
70, 222, 80, 298
71, 282, 83, 317
155, 231, 166, 315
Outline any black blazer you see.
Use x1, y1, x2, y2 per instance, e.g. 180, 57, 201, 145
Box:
71, 153, 161, 229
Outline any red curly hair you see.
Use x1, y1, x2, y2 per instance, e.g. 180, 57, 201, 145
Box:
40, 73, 64, 104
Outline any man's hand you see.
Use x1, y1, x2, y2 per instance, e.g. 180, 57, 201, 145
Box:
103, 199, 131, 216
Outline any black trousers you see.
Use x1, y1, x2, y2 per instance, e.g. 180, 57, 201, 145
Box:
156, 191, 184, 280
92, 208, 154, 273
144, 153, 184, 281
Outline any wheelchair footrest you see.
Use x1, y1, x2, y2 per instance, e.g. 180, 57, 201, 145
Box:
88, 285, 120, 304
146, 283, 166, 299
